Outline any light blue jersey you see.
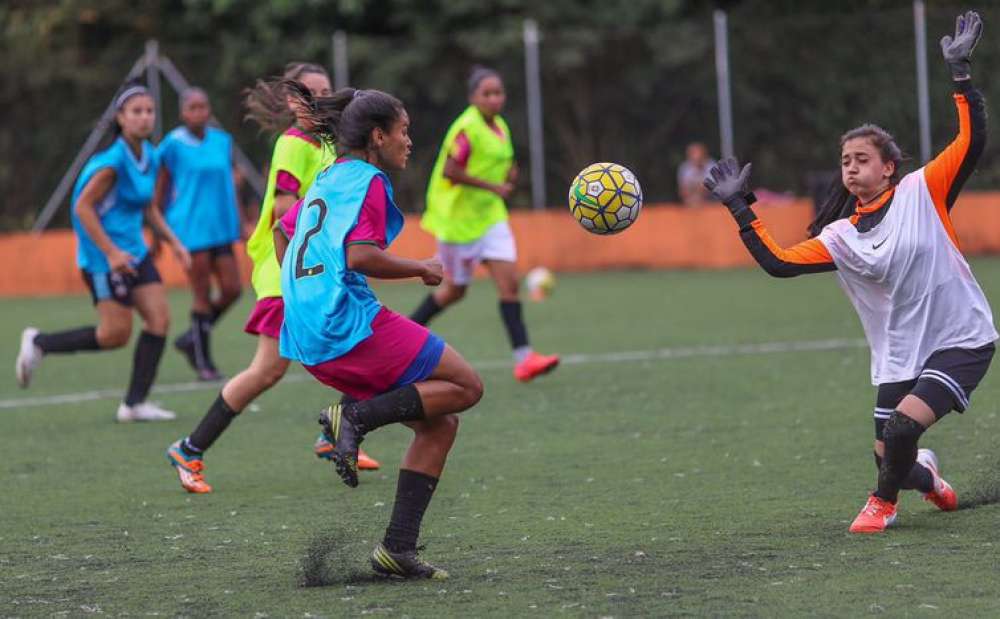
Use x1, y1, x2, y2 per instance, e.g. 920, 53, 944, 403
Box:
158, 126, 239, 252
280, 159, 405, 366
71, 137, 158, 273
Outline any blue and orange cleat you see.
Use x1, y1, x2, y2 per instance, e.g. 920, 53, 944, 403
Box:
166, 439, 212, 494
314, 433, 381, 470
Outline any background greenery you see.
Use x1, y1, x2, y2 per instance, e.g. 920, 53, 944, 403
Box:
3, 0, 998, 230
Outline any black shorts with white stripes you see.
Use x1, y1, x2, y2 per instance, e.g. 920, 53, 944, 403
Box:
873, 343, 995, 436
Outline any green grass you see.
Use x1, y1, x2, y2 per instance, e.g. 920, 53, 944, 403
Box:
3, 262, 1000, 617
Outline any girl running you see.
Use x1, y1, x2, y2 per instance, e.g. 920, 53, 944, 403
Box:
154, 87, 243, 381
409, 66, 559, 382
16, 80, 190, 422
705, 11, 994, 534
166, 63, 379, 494
277, 83, 483, 579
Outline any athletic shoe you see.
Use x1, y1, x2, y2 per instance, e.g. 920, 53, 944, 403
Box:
318, 404, 363, 488
166, 439, 212, 494
174, 330, 199, 371
116, 401, 177, 422
513, 351, 560, 382
15, 327, 42, 389
916, 448, 958, 511
849, 494, 898, 534
313, 433, 381, 470
371, 542, 449, 580
176, 331, 222, 382
197, 366, 224, 382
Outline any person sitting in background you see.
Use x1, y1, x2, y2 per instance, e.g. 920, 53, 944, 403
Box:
677, 142, 716, 206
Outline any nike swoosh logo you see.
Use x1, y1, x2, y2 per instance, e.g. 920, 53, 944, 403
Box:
873, 238, 889, 250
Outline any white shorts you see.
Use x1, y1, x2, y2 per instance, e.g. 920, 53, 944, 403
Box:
437, 221, 517, 285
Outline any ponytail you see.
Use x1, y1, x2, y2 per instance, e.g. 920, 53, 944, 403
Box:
807, 123, 905, 237
243, 61, 330, 134
284, 81, 405, 152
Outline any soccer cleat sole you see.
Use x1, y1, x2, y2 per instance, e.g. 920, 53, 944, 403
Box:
318, 406, 359, 488
370, 544, 449, 580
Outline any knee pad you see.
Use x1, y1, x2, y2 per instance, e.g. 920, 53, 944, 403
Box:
882, 411, 925, 446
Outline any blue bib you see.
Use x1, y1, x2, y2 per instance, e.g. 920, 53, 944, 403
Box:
279, 159, 404, 365
71, 138, 158, 273
158, 126, 240, 251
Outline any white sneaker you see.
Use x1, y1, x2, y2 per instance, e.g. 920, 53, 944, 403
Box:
117, 401, 177, 422
15, 327, 42, 388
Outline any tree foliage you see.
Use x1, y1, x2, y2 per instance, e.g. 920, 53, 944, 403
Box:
2, 0, 997, 230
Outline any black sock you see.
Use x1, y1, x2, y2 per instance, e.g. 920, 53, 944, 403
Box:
499, 301, 529, 350
410, 294, 444, 326
34, 327, 100, 354
188, 393, 239, 452
384, 469, 439, 553
191, 311, 214, 369
123, 331, 166, 406
874, 452, 934, 493
875, 413, 925, 503
348, 384, 425, 433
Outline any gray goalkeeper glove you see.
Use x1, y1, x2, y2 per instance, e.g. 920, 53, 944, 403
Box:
941, 10, 983, 81
704, 157, 753, 214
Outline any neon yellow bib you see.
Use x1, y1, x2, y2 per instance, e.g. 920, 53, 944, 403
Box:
247, 129, 334, 299
422, 106, 514, 244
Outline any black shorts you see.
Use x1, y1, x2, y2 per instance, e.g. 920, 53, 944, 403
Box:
874, 343, 995, 433
193, 242, 235, 260
81, 253, 162, 307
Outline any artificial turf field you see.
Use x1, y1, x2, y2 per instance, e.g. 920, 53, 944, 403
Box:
3, 263, 1000, 617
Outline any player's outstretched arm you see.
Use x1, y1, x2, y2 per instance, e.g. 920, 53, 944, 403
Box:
925, 10, 987, 215
346, 243, 443, 286
705, 157, 835, 278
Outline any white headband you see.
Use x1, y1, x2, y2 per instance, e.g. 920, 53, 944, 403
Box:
115, 85, 149, 110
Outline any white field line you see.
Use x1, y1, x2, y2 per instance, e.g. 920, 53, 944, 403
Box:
0, 337, 867, 410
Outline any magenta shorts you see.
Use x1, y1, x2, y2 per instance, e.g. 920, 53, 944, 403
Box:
244, 297, 284, 339
304, 308, 440, 401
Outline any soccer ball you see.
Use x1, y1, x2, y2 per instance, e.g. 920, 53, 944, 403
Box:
568, 162, 643, 235
525, 266, 555, 301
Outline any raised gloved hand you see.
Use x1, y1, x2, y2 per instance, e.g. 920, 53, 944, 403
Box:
941, 10, 983, 81
703, 157, 753, 212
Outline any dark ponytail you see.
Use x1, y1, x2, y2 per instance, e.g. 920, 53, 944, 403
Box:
807, 123, 905, 237
284, 80, 405, 152
243, 62, 330, 134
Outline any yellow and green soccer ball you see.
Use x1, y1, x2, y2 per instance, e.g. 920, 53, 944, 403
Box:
568, 162, 643, 235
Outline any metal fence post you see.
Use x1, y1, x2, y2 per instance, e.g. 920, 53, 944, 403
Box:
332, 30, 349, 89
713, 10, 735, 160
523, 19, 546, 209
914, 0, 932, 163
145, 40, 163, 142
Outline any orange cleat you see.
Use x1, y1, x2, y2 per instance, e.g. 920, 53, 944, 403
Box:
314, 433, 380, 470
849, 494, 897, 534
357, 448, 381, 471
166, 440, 213, 494
916, 448, 958, 511
513, 351, 560, 382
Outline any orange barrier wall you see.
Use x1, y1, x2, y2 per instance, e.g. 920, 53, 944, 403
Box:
2, 193, 998, 297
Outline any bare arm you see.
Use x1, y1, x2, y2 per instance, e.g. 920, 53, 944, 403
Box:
145, 200, 191, 270
74, 168, 137, 275
346, 243, 442, 285
443, 158, 513, 200
274, 227, 289, 265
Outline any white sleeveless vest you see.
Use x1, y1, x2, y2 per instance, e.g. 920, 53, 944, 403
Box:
818, 169, 997, 385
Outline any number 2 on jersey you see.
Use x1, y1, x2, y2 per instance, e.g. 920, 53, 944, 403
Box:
294, 198, 327, 279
